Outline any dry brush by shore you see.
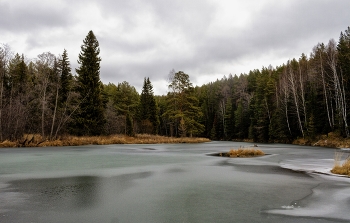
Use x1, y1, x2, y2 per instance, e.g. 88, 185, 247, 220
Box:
0, 134, 210, 148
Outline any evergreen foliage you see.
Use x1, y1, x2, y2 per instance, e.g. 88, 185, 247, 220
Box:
58, 49, 72, 105
72, 30, 105, 136
8, 53, 28, 95
104, 81, 139, 136
164, 71, 204, 137
139, 77, 159, 134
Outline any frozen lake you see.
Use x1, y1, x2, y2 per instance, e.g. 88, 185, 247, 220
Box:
0, 141, 349, 222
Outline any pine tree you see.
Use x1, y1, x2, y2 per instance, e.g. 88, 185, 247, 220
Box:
58, 49, 72, 105
139, 77, 159, 134
164, 71, 204, 137
111, 81, 139, 136
72, 30, 105, 136
8, 53, 28, 95
49, 49, 74, 139
249, 69, 271, 142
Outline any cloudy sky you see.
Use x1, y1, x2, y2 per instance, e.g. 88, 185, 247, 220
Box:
1, 0, 350, 95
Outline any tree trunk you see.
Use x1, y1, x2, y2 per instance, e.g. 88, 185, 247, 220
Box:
319, 51, 333, 129
50, 83, 59, 140
288, 64, 304, 137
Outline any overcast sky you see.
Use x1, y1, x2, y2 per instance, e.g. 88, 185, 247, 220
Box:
1, 0, 350, 95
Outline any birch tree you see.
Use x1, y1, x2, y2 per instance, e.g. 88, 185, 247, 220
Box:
35, 52, 56, 138
326, 39, 349, 137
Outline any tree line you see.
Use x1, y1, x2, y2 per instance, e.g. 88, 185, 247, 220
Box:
197, 27, 350, 142
0, 27, 350, 142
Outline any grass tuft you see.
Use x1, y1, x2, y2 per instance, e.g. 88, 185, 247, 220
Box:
222, 147, 265, 158
331, 151, 350, 176
0, 140, 17, 147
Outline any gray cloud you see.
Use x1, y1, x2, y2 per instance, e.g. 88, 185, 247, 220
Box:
0, 1, 73, 33
1, 0, 350, 95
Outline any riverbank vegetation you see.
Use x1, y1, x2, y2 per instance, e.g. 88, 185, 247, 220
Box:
220, 148, 265, 158
1, 27, 350, 146
293, 132, 350, 148
0, 134, 210, 148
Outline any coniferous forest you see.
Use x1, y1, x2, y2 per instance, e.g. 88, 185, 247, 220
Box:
0, 27, 350, 143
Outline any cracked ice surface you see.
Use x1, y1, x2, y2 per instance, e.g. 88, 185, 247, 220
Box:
265, 158, 350, 221
281, 159, 334, 175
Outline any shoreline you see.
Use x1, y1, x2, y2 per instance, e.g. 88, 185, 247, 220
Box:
0, 134, 211, 148
292, 132, 350, 149
0, 132, 348, 149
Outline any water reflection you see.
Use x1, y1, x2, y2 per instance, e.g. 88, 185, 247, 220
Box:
6, 170, 154, 212
10, 176, 100, 210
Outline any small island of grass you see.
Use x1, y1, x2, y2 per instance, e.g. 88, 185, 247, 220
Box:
218, 147, 265, 158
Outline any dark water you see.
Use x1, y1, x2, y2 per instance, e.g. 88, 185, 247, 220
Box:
0, 142, 349, 222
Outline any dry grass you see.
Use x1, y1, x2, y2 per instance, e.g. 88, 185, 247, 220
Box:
220, 147, 265, 158
331, 151, 350, 176
0, 140, 17, 148
0, 134, 210, 148
294, 132, 350, 148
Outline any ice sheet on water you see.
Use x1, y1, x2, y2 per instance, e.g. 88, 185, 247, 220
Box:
265, 184, 350, 221
264, 158, 350, 221
280, 205, 296, 209
280, 159, 334, 175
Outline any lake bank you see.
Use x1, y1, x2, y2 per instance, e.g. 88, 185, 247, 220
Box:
293, 132, 350, 148
1, 131, 349, 149
0, 134, 210, 148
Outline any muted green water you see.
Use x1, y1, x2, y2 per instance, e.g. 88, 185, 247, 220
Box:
0, 142, 349, 222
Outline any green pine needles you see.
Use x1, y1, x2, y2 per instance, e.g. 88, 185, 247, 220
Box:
71, 30, 106, 136
139, 77, 159, 134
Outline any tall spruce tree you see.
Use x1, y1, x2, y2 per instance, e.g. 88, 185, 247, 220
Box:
58, 49, 72, 105
139, 77, 159, 134
73, 30, 105, 135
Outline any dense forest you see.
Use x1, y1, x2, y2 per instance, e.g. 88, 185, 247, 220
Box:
0, 27, 350, 143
